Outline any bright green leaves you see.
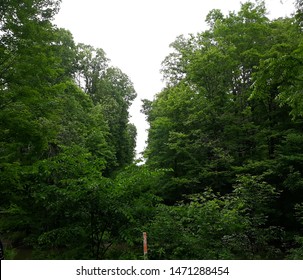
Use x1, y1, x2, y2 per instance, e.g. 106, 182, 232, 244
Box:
75, 43, 109, 95
0, 1, 76, 165
3, 0, 303, 260
145, 0, 303, 196
74, 44, 137, 170
148, 175, 282, 260
142, 1, 303, 259
254, 45, 303, 118
251, 17, 302, 117
0, 0, 139, 259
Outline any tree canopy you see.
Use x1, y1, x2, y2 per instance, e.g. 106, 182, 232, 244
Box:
143, 0, 303, 259
1, 0, 303, 260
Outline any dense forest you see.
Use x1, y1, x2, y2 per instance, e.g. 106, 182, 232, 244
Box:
1, 0, 303, 260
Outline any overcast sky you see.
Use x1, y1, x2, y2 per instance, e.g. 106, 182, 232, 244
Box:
54, 0, 295, 157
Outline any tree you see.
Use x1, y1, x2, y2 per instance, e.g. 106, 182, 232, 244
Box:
148, 175, 282, 260
74, 44, 137, 171
0, 0, 138, 259
144, 1, 303, 259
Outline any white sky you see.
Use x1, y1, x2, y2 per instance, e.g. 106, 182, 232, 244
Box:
54, 0, 295, 158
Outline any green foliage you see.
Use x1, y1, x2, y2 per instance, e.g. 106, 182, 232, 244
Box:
2, 0, 303, 260
0, 0, 138, 259
143, 0, 303, 259
148, 176, 283, 260
74, 44, 137, 171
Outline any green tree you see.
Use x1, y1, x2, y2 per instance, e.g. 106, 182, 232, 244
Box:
144, 1, 303, 259
75, 44, 137, 171
148, 175, 282, 260
0, 0, 138, 259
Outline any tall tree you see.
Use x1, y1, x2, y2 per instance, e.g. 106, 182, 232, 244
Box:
0, 0, 138, 258
75, 44, 137, 171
